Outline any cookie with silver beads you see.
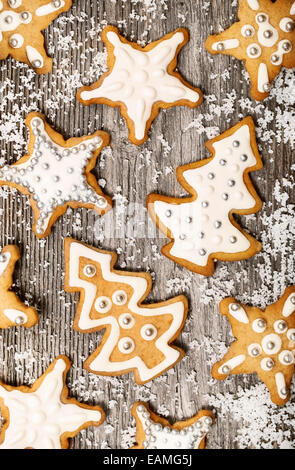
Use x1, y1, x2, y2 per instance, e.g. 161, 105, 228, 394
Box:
0, 112, 112, 238
0, 0, 72, 73
212, 285, 295, 406
147, 117, 263, 276
0, 245, 38, 328
131, 402, 214, 449
205, 0, 295, 100
64, 238, 188, 385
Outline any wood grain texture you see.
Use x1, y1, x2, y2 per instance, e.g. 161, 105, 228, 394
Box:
0, 0, 294, 449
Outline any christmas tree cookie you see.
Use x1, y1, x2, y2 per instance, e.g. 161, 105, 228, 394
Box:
147, 117, 263, 276
64, 238, 188, 385
212, 286, 295, 406
205, 0, 295, 100
77, 25, 202, 146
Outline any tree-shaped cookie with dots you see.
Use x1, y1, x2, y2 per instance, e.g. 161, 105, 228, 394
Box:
147, 117, 263, 276
64, 238, 188, 385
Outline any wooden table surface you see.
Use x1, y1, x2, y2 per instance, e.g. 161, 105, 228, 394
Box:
0, 0, 294, 449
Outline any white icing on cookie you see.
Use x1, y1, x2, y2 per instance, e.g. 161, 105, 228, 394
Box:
261, 333, 282, 355
80, 29, 200, 142
36, 1, 65, 17
212, 39, 240, 51
26, 45, 44, 68
229, 303, 249, 324
247, 0, 259, 10
0, 358, 102, 449
275, 372, 288, 399
256, 13, 279, 48
0, 117, 108, 237
282, 293, 295, 317
66, 241, 186, 383
291, 3, 295, 15
135, 404, 213, 450
218, 355, 246, 374
152, 124, 258, 267
258, 62, 269, 93
3, 309, 27, 325
271, 39, 293, 66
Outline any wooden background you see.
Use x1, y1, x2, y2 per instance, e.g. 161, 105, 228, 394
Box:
0, 0, 294, 449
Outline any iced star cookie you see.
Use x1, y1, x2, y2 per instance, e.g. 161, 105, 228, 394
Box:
0, 355, 105, 449
147, 117, 263, 276
77, 25, 203, 146
212, 286, 295, 406
0, 245, 37, 328
205, 0, 295, 100
131, 402, 214, 449
0, 112, 112, 238
0, 0, 72, 73
64, 238, 188, 385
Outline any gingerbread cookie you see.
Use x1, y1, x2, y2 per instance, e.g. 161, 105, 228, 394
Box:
131, 402, 214, 449
212, 286, 295, 406
77, 25, 203, 146
64, 238, 188, 385
0, 0, 72, 73
0, 355, 105, 449
147, 117, 263, 276
205, 0, 295, 100
0, 112, 112, 238
0, 244, 37, 328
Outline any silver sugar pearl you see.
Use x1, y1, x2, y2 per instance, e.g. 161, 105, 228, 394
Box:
228, 179, 235, 187
263, 83, 271, 93
229, 236, 237, 244
233, 140, 240, 148
282, 41, 292, 52
263, 30, 272, 39
257, 14, 267, 23
267, 341, 275, 350
222, 193, 229, 201
286, 21, 295, 32
15, 316, 25, 325
21, 12, 30, 21
217, 42, 225, 51
201, 201, 209, 208
9, 37, 18, 48
222, 365, 230, 374
208, 172, 215, 180
53, 0, 62, 7
5, 15, 13, 24
32, 60, 42, 69
240, 154, 248, 162
231, 303, 240, 311
179, 234, 186, 240
214, 220, 222, 229
199, 248, 206, 256
219, 159, 227, 166
271, 54, 279, 64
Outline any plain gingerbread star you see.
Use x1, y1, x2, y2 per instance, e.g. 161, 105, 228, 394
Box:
0, 244, 38, 328
0, 112, 112, 238
0, 355, 105, 449
77, 25, 203, 145
131, 402, 214, 449
212, 286, 295, 406
0, 0, 72, 73
205, 0, 295, 100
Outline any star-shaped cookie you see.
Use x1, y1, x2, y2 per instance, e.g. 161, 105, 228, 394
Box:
212, 286, 295, 405
205, 0, 295, 100
0, 355, 105, 449
77, 25, 203, 145
0, 0, 72, 73
0, 112, 112, 238
131, 402, 214, 449
0, 244, 38, 328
